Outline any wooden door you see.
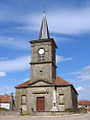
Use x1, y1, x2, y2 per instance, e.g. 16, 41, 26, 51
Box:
36, 97, 45, 111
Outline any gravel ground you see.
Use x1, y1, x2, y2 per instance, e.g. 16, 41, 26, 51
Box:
0, 112, 90, 120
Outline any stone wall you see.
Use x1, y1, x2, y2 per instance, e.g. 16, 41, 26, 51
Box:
15, 88, 26, 111
30, 63, 53, 83
15, 85, 77, 114
26, 86, 54, 113
31, 41, 52, 63
56, 86, 72, 111
30, 40, 56, 84
71, 87, 78, 108
0, 111, 19, 116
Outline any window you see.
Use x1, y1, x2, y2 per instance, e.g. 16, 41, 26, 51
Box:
21, 95, 26, 104
59, 94, 64, 105
38, 54, 45, 62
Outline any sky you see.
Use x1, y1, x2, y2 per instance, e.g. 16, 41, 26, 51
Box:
0, 0, 90, 100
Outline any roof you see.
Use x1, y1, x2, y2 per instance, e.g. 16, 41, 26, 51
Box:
38, 11, 50, 40
15, 76, 70, 88
78, 100, 90, 105
15, 76, 78, 95
15, 80, 30, 88
54, 76, 70, 85
0, 94, 10, 103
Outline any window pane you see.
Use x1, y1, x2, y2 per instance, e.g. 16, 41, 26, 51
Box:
59, 94, 64, 104
22, 95, 26, 104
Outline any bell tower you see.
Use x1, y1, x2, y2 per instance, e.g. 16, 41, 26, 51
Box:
29, 11, 57, 84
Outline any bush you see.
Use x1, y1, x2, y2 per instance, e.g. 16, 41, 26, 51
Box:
65, 107, 87, 113
65, 108, 80, 112
0, 108, 9, 111
78, 107, 86, 110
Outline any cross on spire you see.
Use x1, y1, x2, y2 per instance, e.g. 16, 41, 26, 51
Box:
38, 11, 50, 40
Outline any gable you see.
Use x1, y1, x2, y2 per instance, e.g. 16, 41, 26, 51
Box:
30, 80, 51, 87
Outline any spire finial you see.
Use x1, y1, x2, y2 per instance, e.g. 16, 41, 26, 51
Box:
38, 9, 50, 40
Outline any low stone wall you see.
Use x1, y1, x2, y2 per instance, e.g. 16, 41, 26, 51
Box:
32, 111, 81, 116
0, 110, 87, 116
0, 111, 19, 116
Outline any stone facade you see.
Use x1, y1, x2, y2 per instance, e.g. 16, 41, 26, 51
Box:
15, 81, 78, 114
30, 39, 57, 84
15, 11, 78, 114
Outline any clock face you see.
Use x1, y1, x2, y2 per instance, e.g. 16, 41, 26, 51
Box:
38, 48, 44, 55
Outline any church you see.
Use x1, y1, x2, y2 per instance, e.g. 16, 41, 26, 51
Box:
15, 11, 78, 114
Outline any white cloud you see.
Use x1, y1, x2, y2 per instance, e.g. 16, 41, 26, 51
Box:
69, 65, 90, 81
0, 55, 30, 72
76, 86, 84, 91
0, 36, 29, 50
77, 85, 90, 100
0, 72, 7, 77
52, 36, 74, 43
77, 75, 90, 80
77, 66, 90, 80
56, 55, 73, 63
20, 6, 90, 35
0, 57, 9, 60
0, 4, 90, 35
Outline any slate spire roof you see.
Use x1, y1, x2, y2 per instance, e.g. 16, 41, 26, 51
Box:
38, 11, 50, 40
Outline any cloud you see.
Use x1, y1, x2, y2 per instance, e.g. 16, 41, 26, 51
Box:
0, 55, 30, 72
48, 8, 90, 35
77, 85, 90, 100
0, 72, 7, 77
76, 86, 84, 91
0, 36, 29, 50
56, 55, 73, 63
77, 75, 90, 80
0, 2, 90, 35
77, 66, 90, 80
51, 36, 74, 43
21, 6, 90, 35
0, 57, 9, 60
68, 65, 90, 81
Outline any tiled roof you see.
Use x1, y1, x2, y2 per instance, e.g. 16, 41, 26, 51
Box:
15, 80, 30, 88
54, 76, 70, 85
78, 100, 90, 105
0, 94, 10, 103
15, 76, 70, 88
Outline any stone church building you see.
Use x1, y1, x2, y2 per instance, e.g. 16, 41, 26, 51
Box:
15, 11, 78, 114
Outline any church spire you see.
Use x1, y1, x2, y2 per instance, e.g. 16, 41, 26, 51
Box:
38, 11, 50, 40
